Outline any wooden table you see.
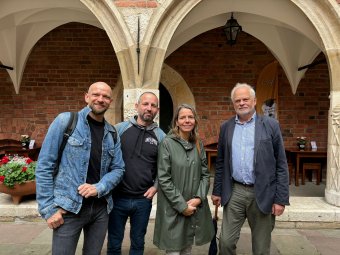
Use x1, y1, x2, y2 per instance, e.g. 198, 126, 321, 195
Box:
205, 148, 217, 171
287, 149, 327, 186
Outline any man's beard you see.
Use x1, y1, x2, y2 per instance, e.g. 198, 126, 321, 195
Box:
236, 108, 255, 118
90, 105, 107, 115
140, 112, 155, 122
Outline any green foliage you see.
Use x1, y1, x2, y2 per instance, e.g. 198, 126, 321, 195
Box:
296, 136, 307, 145
0, 156, 36, 188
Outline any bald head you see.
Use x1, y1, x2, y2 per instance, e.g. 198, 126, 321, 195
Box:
85, 81, 113, 121
88, 82, 113, 98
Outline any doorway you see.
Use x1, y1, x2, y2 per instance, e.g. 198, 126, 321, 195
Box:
159, 83, 173, 134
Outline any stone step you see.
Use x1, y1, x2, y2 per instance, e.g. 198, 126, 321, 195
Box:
1, 194, 340, 228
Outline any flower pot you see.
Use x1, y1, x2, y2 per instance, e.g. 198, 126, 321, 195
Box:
297, 143, 306, 151
21, 141, 30, 149
0, 180, 36, 204
298, 143, 306, 151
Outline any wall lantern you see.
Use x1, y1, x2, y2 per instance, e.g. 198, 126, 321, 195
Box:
223, 12, 242, 45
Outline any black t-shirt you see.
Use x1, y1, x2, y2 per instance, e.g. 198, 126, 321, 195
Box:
86, 115, 104, 184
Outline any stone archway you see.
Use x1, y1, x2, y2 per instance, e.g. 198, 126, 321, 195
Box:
160, 64, 195, 110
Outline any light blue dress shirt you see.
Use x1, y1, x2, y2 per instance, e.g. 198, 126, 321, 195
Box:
231, 113, 256, 184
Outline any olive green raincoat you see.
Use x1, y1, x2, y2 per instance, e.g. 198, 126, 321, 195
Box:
153, 134, 214, 251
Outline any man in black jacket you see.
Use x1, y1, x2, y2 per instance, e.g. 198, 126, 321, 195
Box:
107, 92, 165, 255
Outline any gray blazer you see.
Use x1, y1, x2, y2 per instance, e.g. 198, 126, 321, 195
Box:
212, 114, 289, 214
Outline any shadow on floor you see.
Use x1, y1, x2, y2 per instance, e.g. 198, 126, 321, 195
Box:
208, 171, 326, 197
289, 181, 325, 197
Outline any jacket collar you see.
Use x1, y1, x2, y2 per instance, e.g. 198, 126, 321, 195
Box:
79, 106, 115, 132
129, 115, 159, 131
168, 132, 194, 151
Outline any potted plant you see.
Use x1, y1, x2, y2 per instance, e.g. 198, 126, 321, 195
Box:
296, 137, 307, 150
20, 134, 31, 148
0, 155, 37, 204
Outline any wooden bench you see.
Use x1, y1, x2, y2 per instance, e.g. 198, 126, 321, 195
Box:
0, 139, 22, 155
0, 139, 22, 148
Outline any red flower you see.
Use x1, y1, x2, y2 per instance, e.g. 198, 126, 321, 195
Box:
1, 156, 9, 164
0, 175, 5, 182
25, 158, 33, 164
22, 166, 27, 172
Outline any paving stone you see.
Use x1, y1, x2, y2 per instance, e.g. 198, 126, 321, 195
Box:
21, 244, 52, 255
272, 234, 320, 255
1, 182, 340, 254
0, 222, 46, 243
2, 221, 340, 254
298, 230, 340, 255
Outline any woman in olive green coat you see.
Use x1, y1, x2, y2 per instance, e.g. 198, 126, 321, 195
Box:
153, 104, 214, 254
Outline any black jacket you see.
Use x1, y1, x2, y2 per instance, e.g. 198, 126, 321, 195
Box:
113, 116, 165, 198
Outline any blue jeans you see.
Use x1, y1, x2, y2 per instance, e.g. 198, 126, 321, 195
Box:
52, 198, 109, 255
107, 197, 152, 255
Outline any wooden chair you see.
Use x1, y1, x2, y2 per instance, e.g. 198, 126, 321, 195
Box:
204, 143, 218, 172
302, 162, 321, 185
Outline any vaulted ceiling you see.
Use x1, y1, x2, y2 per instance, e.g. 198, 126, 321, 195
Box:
168, 0, 323, 94
0, 0, 325, 94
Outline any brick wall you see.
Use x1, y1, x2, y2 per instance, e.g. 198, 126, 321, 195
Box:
0, 23, 120, 144
279, 53, 329, 149
114, 0, 158, 8
0, 23, 329, 150
165, 29, 329, 149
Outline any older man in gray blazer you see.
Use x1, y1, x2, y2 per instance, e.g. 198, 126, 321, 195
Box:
211, 83, 289, 255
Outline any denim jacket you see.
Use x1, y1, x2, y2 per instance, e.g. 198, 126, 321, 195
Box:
36, 106, 125, 220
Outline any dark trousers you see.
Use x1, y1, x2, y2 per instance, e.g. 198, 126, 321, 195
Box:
107, 197, 152, 255
52, 199, 109, 255
219, 183, 275, 255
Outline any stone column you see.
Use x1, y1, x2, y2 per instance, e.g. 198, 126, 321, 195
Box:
325, 91, 340, 206
123, 88, 160, 122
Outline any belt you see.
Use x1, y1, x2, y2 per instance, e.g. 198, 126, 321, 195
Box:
233, 179, 254, 188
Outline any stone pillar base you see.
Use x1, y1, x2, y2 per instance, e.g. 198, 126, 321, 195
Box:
325, 188, 340, 207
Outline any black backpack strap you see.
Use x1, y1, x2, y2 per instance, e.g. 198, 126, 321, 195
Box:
109, 125, 118, 144
53, 112, 78, 177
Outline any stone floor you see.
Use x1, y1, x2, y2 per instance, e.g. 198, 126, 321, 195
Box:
1, 220, 340, 255
1, 178, 340, 254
